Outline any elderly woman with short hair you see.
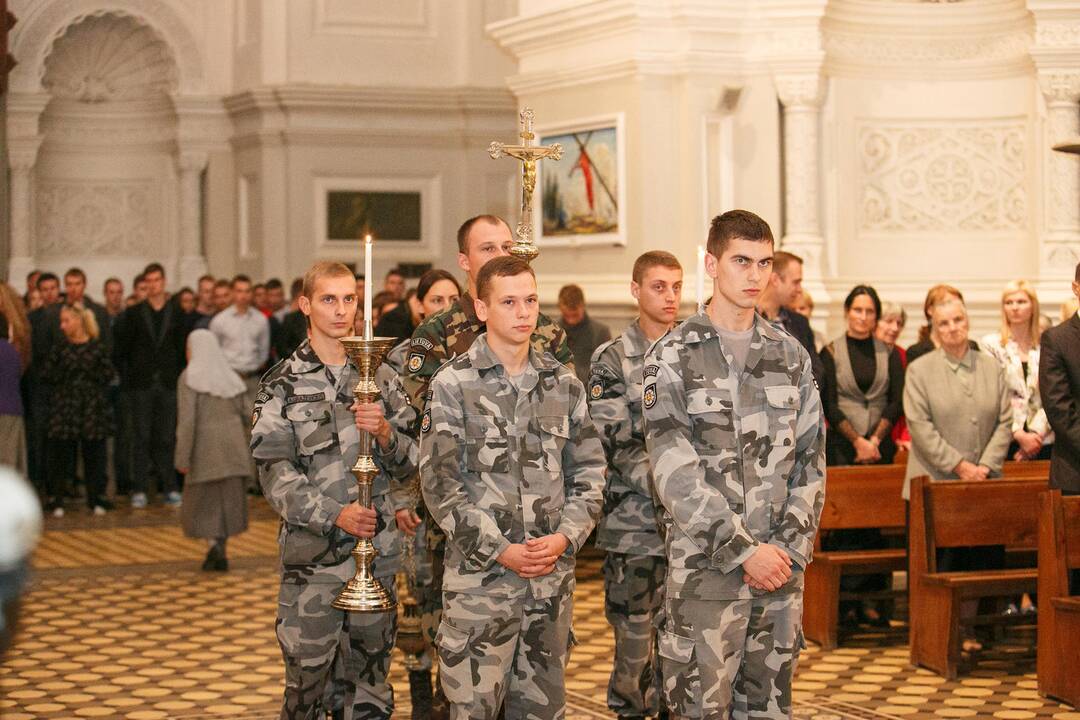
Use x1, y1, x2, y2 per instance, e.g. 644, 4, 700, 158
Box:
903, 295, 1013, 652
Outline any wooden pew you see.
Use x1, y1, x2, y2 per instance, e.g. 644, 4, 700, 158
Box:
1037, 489, 1080, 707
804, 464, 906, 649
908, 476, 1046, 679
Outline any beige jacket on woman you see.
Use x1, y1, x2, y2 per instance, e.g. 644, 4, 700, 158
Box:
175, 370, 254, 484
902, 347, 1012, 499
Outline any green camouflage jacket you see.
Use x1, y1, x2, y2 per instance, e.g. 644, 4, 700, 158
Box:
642, 311, 825, 601
588, 319, 664, 557
419, 334, 604, 599
402, 291, 573, 412
251, 340, 419, 584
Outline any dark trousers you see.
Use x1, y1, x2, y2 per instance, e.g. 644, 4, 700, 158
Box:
109, 386, 132, 495
127, 383, 178, 496
47, 438, 107, 507
24, 381, 50, 497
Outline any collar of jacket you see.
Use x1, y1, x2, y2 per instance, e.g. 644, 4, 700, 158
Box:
620, 318, 651, 359
469, 333, 560, 373
287, 339, 335, 375
680, 309, 785, 346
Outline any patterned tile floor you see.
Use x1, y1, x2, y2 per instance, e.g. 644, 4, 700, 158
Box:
2, 499, 1077, 719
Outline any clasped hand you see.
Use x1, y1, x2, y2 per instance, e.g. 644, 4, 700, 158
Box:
497, 533, 570, 579
352, 401, 391, 449
742, 543, 793, 592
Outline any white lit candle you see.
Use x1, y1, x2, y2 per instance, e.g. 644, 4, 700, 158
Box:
696, 245, 706, 312
363, 234, 373, 339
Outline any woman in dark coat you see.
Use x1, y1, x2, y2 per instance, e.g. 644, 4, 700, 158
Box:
43, 305, 115, 516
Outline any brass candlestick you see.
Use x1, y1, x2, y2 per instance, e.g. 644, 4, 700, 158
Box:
332, 335, 398, 613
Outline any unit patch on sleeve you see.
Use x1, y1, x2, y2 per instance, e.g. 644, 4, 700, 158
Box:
408, 352, 426, 374
643, 383, 657, 409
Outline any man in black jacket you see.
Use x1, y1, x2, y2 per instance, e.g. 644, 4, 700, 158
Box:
113, 263, 190, 508
757, 250, 824, 389
1040, 262, 1080, 591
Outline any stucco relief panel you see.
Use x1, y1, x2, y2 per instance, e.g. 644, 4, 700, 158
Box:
857, 121, 1027, 233
36, 180, 157, 256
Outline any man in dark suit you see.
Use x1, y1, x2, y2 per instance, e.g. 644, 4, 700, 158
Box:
113, 263, 189, 508
25, 273, 62, 497
757, 250, 824, 389
1040, 262, 1080, 591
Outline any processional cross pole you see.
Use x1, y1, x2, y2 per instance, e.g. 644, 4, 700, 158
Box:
488, 108, 563, 263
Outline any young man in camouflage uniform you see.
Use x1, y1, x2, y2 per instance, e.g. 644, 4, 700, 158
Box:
420, 256, 604, 720
251, 262, 419, 720
588, 251, 683, 720
642, 211, 825, 720
399, 215, 573, 715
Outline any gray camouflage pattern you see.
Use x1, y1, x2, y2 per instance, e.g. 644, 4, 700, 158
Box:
437, 590, 575, 720
659, 594, 803, 719
642, 311, 826, 602
251, 339, 419, 719
603, 551, 666, 718
419, 333, 605, 600
588, 319, 665, 557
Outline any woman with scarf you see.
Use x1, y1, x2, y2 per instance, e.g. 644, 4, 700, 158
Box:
175, 329, 252, 571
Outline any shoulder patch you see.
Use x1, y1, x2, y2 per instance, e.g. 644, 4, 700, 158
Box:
407, 351, 426, 373
420, 409, 432, 433
254, 389, 271, 405
589, 380, 604, 400
643, 383, 657, 409
643, 364, 660, 379
411, 337, 434, 351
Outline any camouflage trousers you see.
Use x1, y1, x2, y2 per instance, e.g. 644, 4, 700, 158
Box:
603, 552, 666, 718
420, 505, 447, 646
659, 592, 803, 720
437, 590, 574, 720
274, 578, 398, 720
402, 516, 436, 672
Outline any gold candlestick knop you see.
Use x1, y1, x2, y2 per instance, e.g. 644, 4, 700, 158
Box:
331, 335, 399, 613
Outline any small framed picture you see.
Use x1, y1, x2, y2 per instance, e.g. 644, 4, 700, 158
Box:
534, 113, 626, 248
314, 176, 441, 258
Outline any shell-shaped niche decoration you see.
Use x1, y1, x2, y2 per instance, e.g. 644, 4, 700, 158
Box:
43, 13, 177, 103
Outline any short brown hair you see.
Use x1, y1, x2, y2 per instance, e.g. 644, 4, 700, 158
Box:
456, 215, 509, 254
476, 256, 535, 301
632, 251, 682, 284
557, 284, 585, 308
772, 250, 802, 277
918, 284, 964, 343
64, 267, 86, 282
302, 261, 354, 299
706, 209, 774, 258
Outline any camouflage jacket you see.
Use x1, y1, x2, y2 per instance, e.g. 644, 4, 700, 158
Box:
642, 311, 825, 601
251, 340, 419, 584
384, 338, 420, 512
402, 291, 573, 412
588, 320, 664, 557
419, 334, 605, 599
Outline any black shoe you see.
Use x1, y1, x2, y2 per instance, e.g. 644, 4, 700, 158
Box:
409, 669, 434, 720
202, 544, 225, 571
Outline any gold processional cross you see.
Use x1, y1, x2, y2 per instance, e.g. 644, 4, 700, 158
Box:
488, 108, 563, 263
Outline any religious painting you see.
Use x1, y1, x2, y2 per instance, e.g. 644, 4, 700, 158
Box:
535, 114, 627, 247
326, 190, 421, 241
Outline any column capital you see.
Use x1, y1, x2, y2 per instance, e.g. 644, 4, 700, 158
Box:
176, 150, 210, 174
774, 73, 825, 109
1039, 71, 1080, 105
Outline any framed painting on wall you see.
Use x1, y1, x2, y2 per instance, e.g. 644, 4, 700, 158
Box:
534, 113, 626, 248
314, 176, 441, 261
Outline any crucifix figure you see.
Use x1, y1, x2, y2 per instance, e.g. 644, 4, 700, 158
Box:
489, 108, 563, 263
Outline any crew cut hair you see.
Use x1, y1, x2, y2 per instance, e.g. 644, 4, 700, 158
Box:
302, 261, 355, 299
632, 251, 682, 285
475, 256, 535, 301
456, 215, 510, 254
706, 209, 774, 259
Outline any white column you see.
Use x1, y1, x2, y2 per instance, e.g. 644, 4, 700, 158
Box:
176, 150, 209, 287
7, 145, 41, 286
1040, 72, 1080, 275
776, 73, 826, 278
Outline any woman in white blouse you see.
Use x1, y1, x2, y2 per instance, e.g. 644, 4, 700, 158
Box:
981, 280, 1054, 463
